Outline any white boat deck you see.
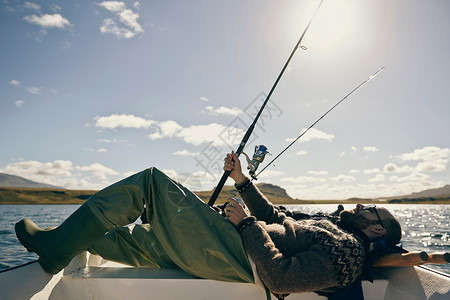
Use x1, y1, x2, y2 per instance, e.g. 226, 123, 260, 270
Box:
1, 252, 450, 300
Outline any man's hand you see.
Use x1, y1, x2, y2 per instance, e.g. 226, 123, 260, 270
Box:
224, 198, 250, 227
223, 151, 247, 184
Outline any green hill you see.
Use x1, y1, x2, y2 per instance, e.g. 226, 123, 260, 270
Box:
0, 187, 96, 204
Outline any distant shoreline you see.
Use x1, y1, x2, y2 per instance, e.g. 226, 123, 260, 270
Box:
1, 186, 449, 205
2, 200, 449, 205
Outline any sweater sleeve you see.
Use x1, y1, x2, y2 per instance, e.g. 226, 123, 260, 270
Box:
240, 220, 338, 293
235, 178, 288, 224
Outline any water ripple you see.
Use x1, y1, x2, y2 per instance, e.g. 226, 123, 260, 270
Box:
1, 204, 449, 274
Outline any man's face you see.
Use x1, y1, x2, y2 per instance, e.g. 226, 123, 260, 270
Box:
339, 204, 383, 229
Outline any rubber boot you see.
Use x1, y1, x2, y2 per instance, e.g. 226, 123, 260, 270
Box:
15, 203, 108, 274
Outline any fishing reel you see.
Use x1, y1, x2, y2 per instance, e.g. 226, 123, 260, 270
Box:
242, 145, 270, 180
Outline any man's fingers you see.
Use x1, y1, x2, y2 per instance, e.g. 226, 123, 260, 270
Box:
223, 153, 236, 171
228, 198, 238, 203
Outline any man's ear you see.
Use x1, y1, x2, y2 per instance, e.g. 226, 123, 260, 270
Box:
368, 224, 386, 236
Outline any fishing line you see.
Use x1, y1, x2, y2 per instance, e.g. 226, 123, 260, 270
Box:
252, 67, 386, 180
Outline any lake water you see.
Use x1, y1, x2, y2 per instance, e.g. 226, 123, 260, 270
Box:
1, 204, 449, 274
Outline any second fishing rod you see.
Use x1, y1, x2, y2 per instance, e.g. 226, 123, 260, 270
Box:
252, 66, 386, 181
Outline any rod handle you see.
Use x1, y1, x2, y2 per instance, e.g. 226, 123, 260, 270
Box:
372, 251, 429, 267
208, 170, 231, 206
427, 252, 450, 264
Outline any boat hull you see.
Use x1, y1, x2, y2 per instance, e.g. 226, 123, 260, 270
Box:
1, 252, 449, 300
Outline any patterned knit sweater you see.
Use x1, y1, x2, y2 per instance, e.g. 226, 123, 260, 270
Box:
235, 178, 366, 294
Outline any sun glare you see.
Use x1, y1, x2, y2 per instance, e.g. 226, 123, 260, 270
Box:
300, 0, 354, 52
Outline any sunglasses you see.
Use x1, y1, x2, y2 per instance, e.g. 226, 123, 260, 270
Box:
361, 204, 384, 228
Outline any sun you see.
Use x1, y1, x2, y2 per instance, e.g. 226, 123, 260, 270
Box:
300, 0, 355, 52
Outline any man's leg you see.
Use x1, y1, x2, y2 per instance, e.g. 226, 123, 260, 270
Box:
14, 169, 151, 274
15, 203, 108, 274
89, 224, 178, 269
16, 167, 253, 282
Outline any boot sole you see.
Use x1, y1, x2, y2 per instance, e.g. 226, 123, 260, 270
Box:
15, 220, 61, 275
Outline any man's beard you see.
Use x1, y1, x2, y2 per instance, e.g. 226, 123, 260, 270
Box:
339, 211, 373, 230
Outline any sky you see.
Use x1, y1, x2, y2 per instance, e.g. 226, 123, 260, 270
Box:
0, 0, 449, 200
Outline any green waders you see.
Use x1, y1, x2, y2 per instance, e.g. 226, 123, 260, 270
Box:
87, 167, 254, 283
15, 202, 108, 274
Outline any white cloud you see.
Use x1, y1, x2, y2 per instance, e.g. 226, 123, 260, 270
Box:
98, 1, 143, 39
281, 176, 327, 183
95, 114, 155, 129
204, 106, 242, 116
177, 123, 237, 146
383, 162, 413, 174
389, 172, 430, 183
149, 121, 240, 146
10, 80, 20, 86
286, 128, 334, 143
415, 161, 447, 172
26, 86, 42, 94
307, 170, 328, 175
99, 1, 126, 12
368, 174, 385, 183
98, 138, 127, 144
100, 19, 136, 39
363, 146, 378, 152
1, 160, 78, 188
284, 180, 446, 200
118, 8, 143, 33
50, 4, 61, 13
400, 146, 450, 163
274, 146, 449, 200
255, 170, 284, 180
15, 100, 25, 108
383, 162, 397, 173
160, 169, 178, 180
387, 181, 445, 197
363, 168, 380, 174
200, 97, 209, 102
296, 150, 308, 156
148, 120, 183, 139
76, 163, 119, 180
94, 114, 241, 146
388, 146, 449, 174
330, 174, 356, 183
23, 14, 72, 29
83, 148, 107, 153
173, 150, 198, 156
24, 2, 41, 11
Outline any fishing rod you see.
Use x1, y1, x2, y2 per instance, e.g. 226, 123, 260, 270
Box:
252, 66, 386, 180
208, 0, 324, 206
